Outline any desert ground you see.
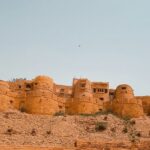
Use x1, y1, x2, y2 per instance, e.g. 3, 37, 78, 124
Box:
0, 110, 149, 150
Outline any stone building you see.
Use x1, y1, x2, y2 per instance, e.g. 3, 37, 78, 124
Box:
110, 84, 144, 118
0, 75, 149, 118
65, 78, 99, 114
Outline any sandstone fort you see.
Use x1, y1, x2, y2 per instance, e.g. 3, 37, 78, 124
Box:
0, 75, 149, 118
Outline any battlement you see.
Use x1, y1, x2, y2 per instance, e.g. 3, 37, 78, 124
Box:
0, 75, 149, 118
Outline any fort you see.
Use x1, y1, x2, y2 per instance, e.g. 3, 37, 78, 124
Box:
0, 75, 149, 118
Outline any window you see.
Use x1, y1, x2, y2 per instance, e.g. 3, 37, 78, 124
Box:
99, 89, 102, 92
60, 89, 64, 93
99, 109, 102, 112
93, 88, 96, 93
122, 87, 126, 90
80, 83, 86, 88
19, 85, 21, 89
100, 97, 104, 101
60, 93, 64, 96
105, 89, 108, 93
10, 100, 13, 104
59, 105, 62, 109
26, 84, 31, 89
110, 93, 114, 96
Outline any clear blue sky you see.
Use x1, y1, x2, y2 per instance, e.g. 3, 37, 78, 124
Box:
0, 0, 150, 95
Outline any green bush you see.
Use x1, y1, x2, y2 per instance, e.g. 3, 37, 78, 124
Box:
79, 110, 114, 117
80, 113, 94, 117
95, 122, 108, 132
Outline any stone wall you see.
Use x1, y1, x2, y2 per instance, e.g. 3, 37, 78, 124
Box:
66, 79, 99, 114
0, 81, 18, 111
0, 76, 149, 117
25, 76, 59, 115
65, 97, 99, 114
136, 96, 150, 115
111, 99, 144, 118
106, 84, 144, 118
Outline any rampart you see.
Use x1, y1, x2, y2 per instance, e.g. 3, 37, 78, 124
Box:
0, 75, 149, 118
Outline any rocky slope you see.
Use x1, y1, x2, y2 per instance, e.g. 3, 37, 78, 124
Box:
0, 110, 149, 149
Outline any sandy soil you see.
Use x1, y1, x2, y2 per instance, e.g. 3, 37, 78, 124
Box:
0, 110, 149, 148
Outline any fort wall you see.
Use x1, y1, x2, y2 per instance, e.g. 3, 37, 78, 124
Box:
25, 76, 59, 115
0, 81, 18, 111
0, 76, 149, 117
65, 79, 99, 114
109, 85, 144, 118
136, 96, 150, 115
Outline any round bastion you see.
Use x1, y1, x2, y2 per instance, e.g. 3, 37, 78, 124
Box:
33, 75, 54, 90
25, 75, 59, 115
115, 84, 134, 100
112, 84, 144, 118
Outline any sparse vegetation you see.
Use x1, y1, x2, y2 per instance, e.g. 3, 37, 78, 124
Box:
122, 127, 128, 133
80, 110, 114, 117
46, 130, 51, 135
31, 129, 36, 136
103, 116, 108, 120
122, 116, 131, 122
130, 137, 136, 143
54, 111, 65, 116
135, 131, 141, 137
6, 128, 13, 135
130, 120, 136, 125
5, 128, 16, 135
3, 113, 9, 119
74, 141, 77, 147
95, 110, 113, 116
95, 122, 108, 132
80, 113, 94, 117
111, 127, 116, 132
0, 110, 149, 148
127, 127, 141, 143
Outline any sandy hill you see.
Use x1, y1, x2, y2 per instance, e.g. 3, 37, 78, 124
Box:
0, 110, 149, 150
